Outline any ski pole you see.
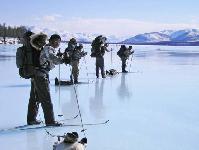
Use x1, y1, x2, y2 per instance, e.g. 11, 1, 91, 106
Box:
58, 48, 63, 117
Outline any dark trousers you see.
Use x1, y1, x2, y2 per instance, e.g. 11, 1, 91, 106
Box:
27, 80, 39, 123
121, 58, 127, 71
27, 76, 55, 124
96, 57, 105, 77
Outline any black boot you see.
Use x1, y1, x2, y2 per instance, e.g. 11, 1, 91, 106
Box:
122, 70, 128, 73
122, 64, 128, 73
55, 77, 59, 85
46, 121, 62, 126
27, 120, 42, 125
74, 79, 78, 84
102, 72, 106, 78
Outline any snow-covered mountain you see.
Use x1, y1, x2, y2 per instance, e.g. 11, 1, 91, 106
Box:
28, 26, 125, 43
26, 26, 199, 44
170, 29, 199, 42
123, 32, 170, 43
123, 29, 199, 44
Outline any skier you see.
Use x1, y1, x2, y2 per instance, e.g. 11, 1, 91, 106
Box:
25, 32, 47, 125
32, 34, 64, 126
91, 35, 109, 78
70, 44, 87, 84
117, 45, 134, 73
65, 38, 78, 55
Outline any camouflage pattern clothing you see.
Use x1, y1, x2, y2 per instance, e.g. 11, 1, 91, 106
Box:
117, 45, 134, 72
71, 60, 79, 83
70, 45, 87, 83
95, 45, 109, 78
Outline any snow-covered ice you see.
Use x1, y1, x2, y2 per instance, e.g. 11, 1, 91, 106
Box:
0, 44, 199, 150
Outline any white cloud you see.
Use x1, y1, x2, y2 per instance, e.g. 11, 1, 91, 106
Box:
43, 15, 56, 22
32, 17, 199, 37
34, 14, 63, 22
188, 16, 199, 24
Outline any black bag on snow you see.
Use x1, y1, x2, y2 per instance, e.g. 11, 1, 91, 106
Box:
106, 69, 118, 76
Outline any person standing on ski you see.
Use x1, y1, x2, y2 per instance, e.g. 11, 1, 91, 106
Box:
65, 38, 78, 57
117, 45, 134, 73
32, 34, 63, 126
70, 44, 87, 84
91, 35, 109, 78
26, 33, 47, 125
64, 38, 78, 81
21, 31, 42, 126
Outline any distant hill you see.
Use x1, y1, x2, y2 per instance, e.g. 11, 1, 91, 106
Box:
26, 27, 199, 45
122, 29, 199, 45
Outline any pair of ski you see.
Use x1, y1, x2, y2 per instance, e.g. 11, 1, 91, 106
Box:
0, 114, 109, 133
55, 80, 95, 86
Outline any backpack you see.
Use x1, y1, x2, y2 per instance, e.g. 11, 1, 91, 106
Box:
117, 45, 127, 58
117, 50, 122, 57
91, 35, 106, 57
16, 45, 35, 79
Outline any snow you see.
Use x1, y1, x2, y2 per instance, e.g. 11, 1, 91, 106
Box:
124, 29, 199, 43
123, 32, 170, 43
170, 30, 190, 39
0, 44, 199, 150
159, 30, 175, 36
0, 37, 19, 45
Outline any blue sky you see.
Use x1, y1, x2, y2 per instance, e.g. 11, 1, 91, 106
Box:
0, 0, 199, 36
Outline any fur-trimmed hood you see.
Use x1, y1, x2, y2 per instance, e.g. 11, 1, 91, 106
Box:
53, 132, 87, 150
30, 33, 47, 51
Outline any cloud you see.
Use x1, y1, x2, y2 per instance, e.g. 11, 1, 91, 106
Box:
43, 15, 56, 22
34, 14, 63, 22
32, 17, 199, 37
188, 16, 199, 24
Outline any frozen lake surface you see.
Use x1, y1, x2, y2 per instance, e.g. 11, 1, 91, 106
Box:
0, 44, 199, 150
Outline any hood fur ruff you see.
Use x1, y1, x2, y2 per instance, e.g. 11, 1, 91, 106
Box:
30, 33, 47, 51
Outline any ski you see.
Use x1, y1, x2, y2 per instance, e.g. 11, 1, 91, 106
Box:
58, 114, 79, 121
118, 71, 142, 74
55, 80, 94, 86
74, 81, 94, 84
0, 120, 109, 133
0, 114, 79, 133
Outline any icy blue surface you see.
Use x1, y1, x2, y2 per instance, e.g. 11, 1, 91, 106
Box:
0, 44, 199, 150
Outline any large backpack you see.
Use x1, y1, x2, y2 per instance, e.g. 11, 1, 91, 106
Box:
117, 45, 127, 58
16, 45, 35, 79
117, 49, 122, 57
91, 35, 106, 57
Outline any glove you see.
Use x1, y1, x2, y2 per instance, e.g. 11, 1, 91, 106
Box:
104, 43, 109, 47
130, 50, 134, 54
56, 52, 63, 57
82, 52, 87, 56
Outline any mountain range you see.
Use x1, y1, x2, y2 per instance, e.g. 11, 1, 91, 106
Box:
122, 29, 199, 45
28, 26, 199, 45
